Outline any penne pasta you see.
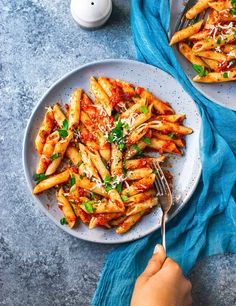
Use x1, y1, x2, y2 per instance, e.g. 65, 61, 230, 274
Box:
116, 210, 148, 234
53, 104, 67, 128
126, 168, 153, 180
68, 88, 82, 129
35, 107, 54, 154
179, 42, 209, 67
79, 143, 100, 180
121, 174, 156, 197
110, 143, 123, 177
126, 197, 158, 216
193, 70, 236, 82
33, 169, 70, 194
65, 145, 82, 166
186, 0, 210, 19
148, 138, 182, 155
57, 188, 76, 228
73, 173, 107, 196
125, 156, 166, 170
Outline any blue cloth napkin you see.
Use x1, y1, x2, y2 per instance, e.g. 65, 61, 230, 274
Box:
92, 1, 236, 305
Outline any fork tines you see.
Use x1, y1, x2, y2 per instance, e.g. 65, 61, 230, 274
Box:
152, 162, 169, 197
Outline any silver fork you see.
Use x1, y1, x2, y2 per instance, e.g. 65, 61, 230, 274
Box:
175, 0, 206, 32
152, 162, 173, 252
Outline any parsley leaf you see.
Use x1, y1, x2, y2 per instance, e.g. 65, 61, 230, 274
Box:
232, 0, 236, 4
192, 64, 208, 77
114, 113, 119, 120
62, 119, 69, 130
70, 174, 76, 187
132, 144, 138, 151
104, 174, 111, 184
50, 153, 62, 160
142, 137, 151, 144
58, 129, 68, 138
108, 120, 124, 143
116, 183, 122, 193
140, 106, 149, 114
82, 201, 95, 213
133, 93, 140, 98
134, 150, 144, 158
118, 143, 125, 150
216, 37, 221, 44
169, 133, 175, 139
223, 72, 229, 78
121, 195, 128, 201
228, 59, 236, 67
33, 173, 47, 183
60, 217, 68, 225
105, 184, 113, 192
230, 8, 236, 14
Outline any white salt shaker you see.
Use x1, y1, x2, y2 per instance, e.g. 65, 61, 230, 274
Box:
70, 0, 112, 29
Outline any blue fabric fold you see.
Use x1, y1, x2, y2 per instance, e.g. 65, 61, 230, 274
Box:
92, 1, 236, 305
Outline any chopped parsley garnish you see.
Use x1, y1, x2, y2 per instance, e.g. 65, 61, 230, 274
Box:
133, 93, 140, 98
123, 123, 129, 129
121, 195, 128, 201
230, 8, 236, 14
105, 185, 113, 192
192, 64, 209, 77
232, 0, 236, 4
62, 119, 69, 130
70, 174, 76, 187
33, 173, 47, 183
108, 119, 124, 143
122, 167, 128, 175
50, 153, 62, 160
228, 59, 236, 67
60, 217, 68, 225
205, 37, 210, 42
142, 137, 151, 144
140, 106, 149, 114
119, 143, 125, 150
58, 129, 68, 138
82, 201, 95, 213
169, 133, 175, 139
79, 175, 84, 179
116, 183, 122, 193
216, 37, 221, 44
104, 174, 111, 184
223, 72, 229, 78
134, 150, 144, 158
77, 161, 82, 167
114, 113, 119, 120
91, 192, 96, 199
132, 144, 138, 150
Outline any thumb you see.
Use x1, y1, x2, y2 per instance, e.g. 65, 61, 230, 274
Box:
141, 244, 166, 279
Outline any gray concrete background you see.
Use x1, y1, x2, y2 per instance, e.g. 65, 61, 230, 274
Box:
0, 0, 235, 305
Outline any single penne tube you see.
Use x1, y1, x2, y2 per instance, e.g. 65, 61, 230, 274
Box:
186, 0, 210, 19
32, 169, 70, 194
193, 70, 236, 82
128, 105, 152, 131
148, 120, 193, 135
116, 210, 148, 234
126, 168, 153, 180
98, 135, 111, 162
121, 174, 156, 197
79, 143, 100, 180
98, 77, 114, 98
110, 215, 127, 226
69, 88, 82, 129
35, 107, 54, 155
192, 32, 236, 52
169, 20, 203, 46
125, 139, 147, 160
114, 79, 135, 95
107, 189, 125, 211
86, 148, 110, 180
155, 114, 186, 123
222, 44, 236, 53
80, 110, 94, 133
65, 145, 82, 166
71, 203, 91, 224
126, 197, 158, 216
73, 173, 107, 196
92, 199, 124, 213
195, 50, 227, 62
120, 97, 146, 119
152, 131, 185, 148
188, 30, 209, 41
36, 131, 60, 174
125, 156, 166, 170
79, 124, 100, 150
208, 1, 232, 12
90, 76, 112, 116
53, 104, 67, 128
126, 127, 149, 145
148, 138, 182, 155
88, 213, 123, 229
57, 188, 76, 228
110, 143, 123, 177
201, 58, 219, 71
139, 88, 174, 115
179, 42, 208, 67
125, 189, 156, 205
45, 131, 73, 176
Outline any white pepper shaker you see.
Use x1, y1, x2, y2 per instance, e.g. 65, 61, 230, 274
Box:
70, 0, 112, 29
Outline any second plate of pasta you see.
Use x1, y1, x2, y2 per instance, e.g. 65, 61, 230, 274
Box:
23, 59, 201, 244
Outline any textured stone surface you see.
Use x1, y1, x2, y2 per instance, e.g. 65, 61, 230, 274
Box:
0, 0, 235, 305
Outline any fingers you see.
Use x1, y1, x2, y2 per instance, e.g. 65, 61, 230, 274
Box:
140, 244, 166, 279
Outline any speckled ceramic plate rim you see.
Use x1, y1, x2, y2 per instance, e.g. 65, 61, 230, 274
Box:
22, 59, 202, 244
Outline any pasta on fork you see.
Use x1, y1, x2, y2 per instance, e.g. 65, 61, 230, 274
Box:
32, 76, 193, 234
170, 0, 236, 83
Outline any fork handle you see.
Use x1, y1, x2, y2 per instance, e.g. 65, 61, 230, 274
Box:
161, 211, 167, 252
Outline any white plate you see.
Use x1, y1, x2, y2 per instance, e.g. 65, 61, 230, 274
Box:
23, 59, 201, 244
169, 1, 236, 111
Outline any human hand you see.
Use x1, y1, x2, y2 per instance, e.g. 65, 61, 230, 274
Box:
131, 245, 192, 306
